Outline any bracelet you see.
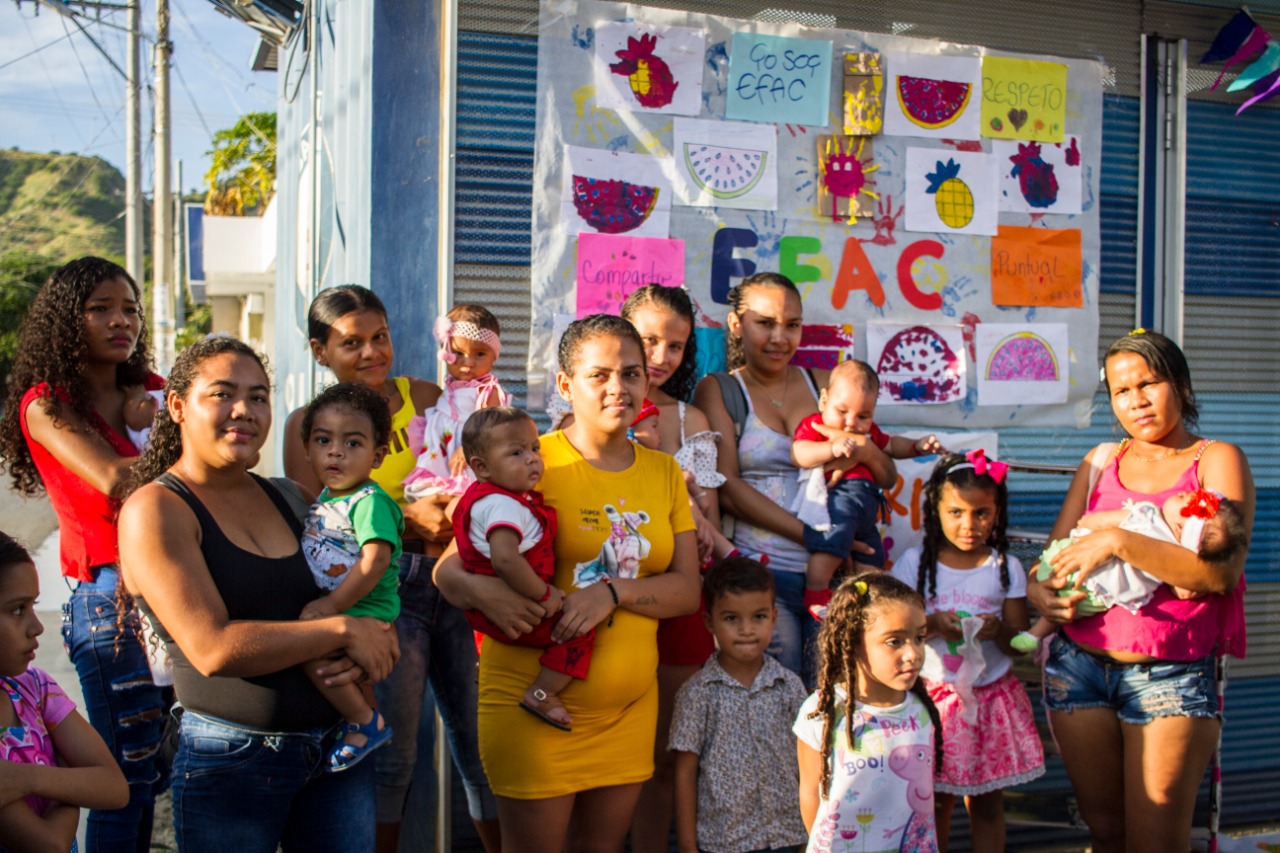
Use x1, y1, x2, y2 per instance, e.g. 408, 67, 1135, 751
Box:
601, 576, 619, 627
536, 583, 554, 604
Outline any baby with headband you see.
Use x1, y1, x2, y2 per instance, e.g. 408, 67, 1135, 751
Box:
1012, 488, 1249, 653
402, 305, 511, 502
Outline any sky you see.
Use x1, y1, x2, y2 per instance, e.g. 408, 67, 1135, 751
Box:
0, 0, 277, 193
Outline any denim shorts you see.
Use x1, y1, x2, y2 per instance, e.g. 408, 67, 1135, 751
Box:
1041, 631, 1219, 725
800, 477, 885, 567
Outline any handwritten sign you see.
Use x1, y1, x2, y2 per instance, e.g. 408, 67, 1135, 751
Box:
726, 32, 833, 127
576, 233, 685, 317
981, 56, 1067, 142
991, 226, 1082, 307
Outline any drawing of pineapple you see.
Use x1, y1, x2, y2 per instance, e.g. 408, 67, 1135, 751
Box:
925, 158, 974, 228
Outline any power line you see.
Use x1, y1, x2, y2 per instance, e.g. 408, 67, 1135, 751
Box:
59, 14, 123, 142
172, 61, 212, 139
0, 30, 74, 72
19, 12, 87, 145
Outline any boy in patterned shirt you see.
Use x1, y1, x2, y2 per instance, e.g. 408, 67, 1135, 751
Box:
669, 558, 808, 853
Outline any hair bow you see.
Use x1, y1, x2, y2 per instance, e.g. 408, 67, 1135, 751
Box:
1180, 488, 1222, 520
964, 448, 1008, 483
432, 316, 458, 364
853, 580, 868, 597
632, 398, 660, 427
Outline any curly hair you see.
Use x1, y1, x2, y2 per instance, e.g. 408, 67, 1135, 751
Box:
120, 336, 269, 500
916, 453, 1011, 601
557, 313, 645, 376
620, 284, 699, 403
725, 272, 800, 371
1, 257, 151, 496
808, 572, 942, 799
301, 382, 393, 449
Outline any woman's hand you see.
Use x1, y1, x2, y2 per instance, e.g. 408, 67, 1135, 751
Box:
402, 493, 454, 543
1026, 568, 1088, 627
339, 617, 400, 683
551, 581, 615, 643
1049, 528, 1122, 589
691, 504, 716, 565
434, 550, 546, 639
300, 598, 339, 621
448, 448, 469, 478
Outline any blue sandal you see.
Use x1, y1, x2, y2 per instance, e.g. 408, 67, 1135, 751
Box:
327, 710, 392, 773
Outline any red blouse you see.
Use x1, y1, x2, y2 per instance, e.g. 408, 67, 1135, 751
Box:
19, 375, 163, 582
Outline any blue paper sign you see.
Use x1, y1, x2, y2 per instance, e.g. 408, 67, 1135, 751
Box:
725, 33, 833, 127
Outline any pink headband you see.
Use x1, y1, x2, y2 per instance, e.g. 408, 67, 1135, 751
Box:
948, 448, 1008, 483
433, 315, 501, 364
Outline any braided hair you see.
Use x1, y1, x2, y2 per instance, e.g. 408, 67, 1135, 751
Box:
916, 453, 1011, 602
808, 572, 942, 800
725, 272, 800, 371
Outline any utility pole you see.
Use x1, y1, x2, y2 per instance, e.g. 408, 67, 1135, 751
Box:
153, 0, 174, 373
125, 0, 143, 290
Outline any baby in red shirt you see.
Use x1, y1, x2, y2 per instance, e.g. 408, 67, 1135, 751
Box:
791, 360, 941, 618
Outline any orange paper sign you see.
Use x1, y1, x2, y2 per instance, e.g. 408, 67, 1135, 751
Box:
991, 226, 1082, 307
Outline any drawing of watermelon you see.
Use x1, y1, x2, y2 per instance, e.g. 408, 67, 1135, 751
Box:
896, 75, 972, 129
571, 175, 659, 234
986, 332, 1059, 381
876, 325, 963, 403
683, 143, 768, 200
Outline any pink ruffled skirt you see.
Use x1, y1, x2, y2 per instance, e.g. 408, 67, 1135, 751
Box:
925, 670, 1046, 796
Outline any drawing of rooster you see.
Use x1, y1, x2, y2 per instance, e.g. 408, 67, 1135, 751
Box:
610, 34, 678, 108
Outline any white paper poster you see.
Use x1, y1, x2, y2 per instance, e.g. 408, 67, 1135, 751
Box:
593, 22, 706, 117
867, 322, 967, 405
905, 148, 998, 236
884, 51, 983, 140
561, 145, 673, 238
994, 137, 1084, 214
672, 117, 778, 210
975, 322, 1070, 406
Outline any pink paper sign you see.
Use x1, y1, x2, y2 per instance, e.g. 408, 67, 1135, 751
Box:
575, 233, 685, 317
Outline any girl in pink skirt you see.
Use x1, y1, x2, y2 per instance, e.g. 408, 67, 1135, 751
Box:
889, 451, 1045, 852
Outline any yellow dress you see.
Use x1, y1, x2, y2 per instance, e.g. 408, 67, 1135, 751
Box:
477, 430, 696, 798
368, 376, 417, 505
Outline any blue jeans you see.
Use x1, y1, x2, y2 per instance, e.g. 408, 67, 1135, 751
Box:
61, 566, 167, 853
171, 710, 374, 852
766, 570, 820, 688
801, 477, 886, 568
373, 553, 497, 837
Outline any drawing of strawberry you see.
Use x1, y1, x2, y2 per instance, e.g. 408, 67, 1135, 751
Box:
1009, 142, 1059, 208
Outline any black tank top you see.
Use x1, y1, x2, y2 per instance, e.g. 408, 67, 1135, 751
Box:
137, 472, 335, 731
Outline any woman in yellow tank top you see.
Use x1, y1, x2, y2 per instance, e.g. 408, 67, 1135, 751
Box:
282, 285, 501, 853
435, 315, 700, 851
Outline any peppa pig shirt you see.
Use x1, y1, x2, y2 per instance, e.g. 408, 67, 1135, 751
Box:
890, 546, 1026, 688
794, 688, 938, 853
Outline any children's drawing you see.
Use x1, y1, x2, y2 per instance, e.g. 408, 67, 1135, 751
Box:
791, 324, 854, 370
975, 323, 1069, 406
884, 51, 981, 140
991, 226, 1083, 307
673, 117, 777, 210
725, 32, 833, 127
817, 136, 879, 223
868, 323, 966, 405
562, 145, 673, 238
904, 149, 997, 236
980, 56, 1067, 142
593, 22, 705, 116
576, 234, 685, 317
994, 137, 1083, 214
842, 52, 883, 135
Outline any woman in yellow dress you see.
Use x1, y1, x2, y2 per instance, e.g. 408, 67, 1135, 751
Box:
435, 314, 700, 851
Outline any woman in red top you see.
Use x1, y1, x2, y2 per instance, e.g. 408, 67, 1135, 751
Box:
0, 257, 168, 853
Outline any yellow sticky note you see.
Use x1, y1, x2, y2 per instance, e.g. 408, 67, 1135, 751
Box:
981, 57, 1067, 142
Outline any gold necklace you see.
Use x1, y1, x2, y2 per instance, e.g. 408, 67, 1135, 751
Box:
1127, 438, 1195, 463
746, 367, 791, 408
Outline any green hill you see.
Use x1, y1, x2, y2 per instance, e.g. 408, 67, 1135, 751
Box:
0, 149, 131, 261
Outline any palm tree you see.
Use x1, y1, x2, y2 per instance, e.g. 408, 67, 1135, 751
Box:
204, 112, 277, 216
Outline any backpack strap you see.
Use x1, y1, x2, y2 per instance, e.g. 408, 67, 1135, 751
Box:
711, 372, 748, 441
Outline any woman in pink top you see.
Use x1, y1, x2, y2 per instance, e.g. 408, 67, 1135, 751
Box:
1027, 330, 1254, 853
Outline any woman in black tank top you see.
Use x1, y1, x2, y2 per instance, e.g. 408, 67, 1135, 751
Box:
116, 337, 398, 852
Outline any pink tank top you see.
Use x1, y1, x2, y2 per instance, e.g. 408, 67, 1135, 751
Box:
1064, 440, 1247, 660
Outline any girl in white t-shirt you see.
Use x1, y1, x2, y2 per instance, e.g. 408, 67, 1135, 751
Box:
795, 572, 941, 853
889, 451, 1045, 853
